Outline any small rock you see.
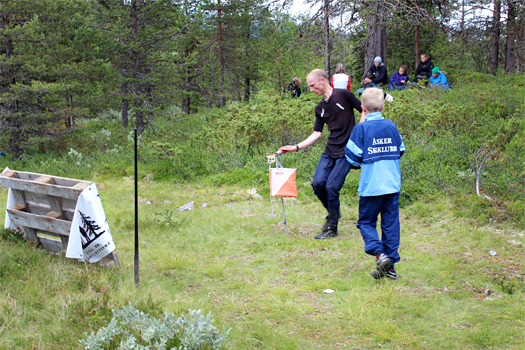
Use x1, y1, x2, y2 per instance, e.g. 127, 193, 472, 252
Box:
177, 201, 194, 211
146, 201, 152, 205
323, 289, 335, 294
489, 250, 497, 256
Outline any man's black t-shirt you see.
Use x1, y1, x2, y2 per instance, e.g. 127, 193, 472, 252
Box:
314, 89, 362, 158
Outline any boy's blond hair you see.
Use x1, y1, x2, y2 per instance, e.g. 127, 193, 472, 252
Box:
361, 88, 384, 112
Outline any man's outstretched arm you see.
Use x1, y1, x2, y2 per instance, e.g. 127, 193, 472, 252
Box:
281, 131, 322, 152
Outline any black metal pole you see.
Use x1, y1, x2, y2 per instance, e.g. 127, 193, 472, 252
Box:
134, 128, 139, 286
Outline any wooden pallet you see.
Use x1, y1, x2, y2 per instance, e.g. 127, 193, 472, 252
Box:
1, 167, 119, 265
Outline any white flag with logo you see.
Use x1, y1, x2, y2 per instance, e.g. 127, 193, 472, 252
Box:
66, 183, 115, 263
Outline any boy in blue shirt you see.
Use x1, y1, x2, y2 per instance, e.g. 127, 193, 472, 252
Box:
429, 66, 451, 91
345, 88, 405, 280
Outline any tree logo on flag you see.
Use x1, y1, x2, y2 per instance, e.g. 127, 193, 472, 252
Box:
78, 211, 106, 249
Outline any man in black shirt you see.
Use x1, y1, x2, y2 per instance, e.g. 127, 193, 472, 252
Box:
281, 69, 362, 239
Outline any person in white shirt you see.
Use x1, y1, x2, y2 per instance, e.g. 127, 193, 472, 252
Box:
330, 63, 351, 91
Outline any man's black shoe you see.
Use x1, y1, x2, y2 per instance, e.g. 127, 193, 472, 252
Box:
315, 228, 338, 239
321, 215, 330, 233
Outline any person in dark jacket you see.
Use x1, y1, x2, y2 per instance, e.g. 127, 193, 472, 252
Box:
364, 57, 388, 86
413, 53, 434, 83
388, 65, 409, 91
283, 77, 302, 98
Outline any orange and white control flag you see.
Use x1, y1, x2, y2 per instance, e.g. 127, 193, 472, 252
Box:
270, 168, 297, 197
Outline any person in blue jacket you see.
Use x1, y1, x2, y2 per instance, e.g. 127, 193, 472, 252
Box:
388, 65, 409, 91
345, 87, 405, 280
429, 67, 451, 91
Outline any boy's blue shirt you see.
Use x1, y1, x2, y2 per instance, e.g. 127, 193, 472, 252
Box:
345, 112, 405, 197
429, 73, 451, 88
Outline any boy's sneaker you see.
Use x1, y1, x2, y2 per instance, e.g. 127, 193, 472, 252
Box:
386, 267, 398, 280
371, 266, 398, 280
376, 253, 391, 271
315, 228, 338, 239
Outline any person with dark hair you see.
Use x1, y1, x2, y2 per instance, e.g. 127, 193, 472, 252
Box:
364, 57, 388, 86
388, 65, 409, 91
413, 53, 434, 83
331, 63, 351, 91
280, 69, 362, 240
284, 76, 302, 98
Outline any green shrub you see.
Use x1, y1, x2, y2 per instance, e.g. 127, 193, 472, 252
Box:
80, 304, 230, 350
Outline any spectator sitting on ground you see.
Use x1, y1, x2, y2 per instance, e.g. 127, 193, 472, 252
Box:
413, 53, 434, 83
356, 72, 394, 102
388, 65, 409, 91
364, 56, 388, 86
331, 63, 351, 91
356, 72, 380, 96
284, 77, 302, 98
428, 67, 451, 91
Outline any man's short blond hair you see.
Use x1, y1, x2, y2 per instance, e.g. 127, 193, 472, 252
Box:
308, 68, 328, 82
361, 88, 384, 112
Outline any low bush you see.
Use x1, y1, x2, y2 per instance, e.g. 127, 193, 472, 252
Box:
80, 304, 230, 350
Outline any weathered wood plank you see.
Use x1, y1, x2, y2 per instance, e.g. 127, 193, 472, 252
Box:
97, 251, 120, 267
60, 235, 69, 249
34, 176, 53, 184
25, 195, 76, 212
0, 177, 83, 200
24, 202, 74, 221
39, 236, 64, 253
34, 176, 65, 217
6, 170, 91, 188
23, 227, 39, 242
7, 208, 71, 236
45, 210, 63, 218
10, 189, 28, 210
11, 204, 26, 211
72, 182, 90, 191
46, 195, 64, 217
1, 168, 16, 178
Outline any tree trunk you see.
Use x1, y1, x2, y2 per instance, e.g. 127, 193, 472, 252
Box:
460, 0, 465, 69
122, 97, 129, 127
490, 0, 501, 75
414, 21, 420, 71
244, 30, 250, 102
65, 93, 72, 128
363, 0, 387, 79
505, 0, 516, 74
324, 0, 330, 75
10, 119, 21, 161
218, 0, 225, 108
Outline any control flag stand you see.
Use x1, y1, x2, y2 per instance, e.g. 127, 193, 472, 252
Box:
267, 151, 297, 235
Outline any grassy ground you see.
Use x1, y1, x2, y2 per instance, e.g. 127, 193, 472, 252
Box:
0, 177, 524, 349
